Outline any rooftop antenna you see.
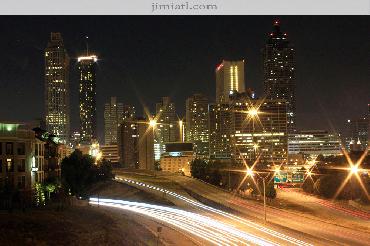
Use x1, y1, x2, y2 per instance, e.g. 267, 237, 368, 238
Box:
85, 36, 89, 56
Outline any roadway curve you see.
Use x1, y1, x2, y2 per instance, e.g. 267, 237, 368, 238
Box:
115, 170, 370, 246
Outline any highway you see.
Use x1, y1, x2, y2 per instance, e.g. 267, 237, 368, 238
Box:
90, 197, 282, 246
114, 170, 370, 246
278, 187, 370, 220
114, 177, 314, 245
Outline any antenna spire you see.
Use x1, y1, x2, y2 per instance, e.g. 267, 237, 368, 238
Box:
85, 36, 89, 56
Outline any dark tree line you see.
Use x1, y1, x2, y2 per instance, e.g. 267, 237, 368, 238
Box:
61, 150, 114, 197
302, 151, 370, 203
190, 158, 277, 200
190, 159, 223, 186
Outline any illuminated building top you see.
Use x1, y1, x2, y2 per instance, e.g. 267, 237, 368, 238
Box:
77, 55, 98, 62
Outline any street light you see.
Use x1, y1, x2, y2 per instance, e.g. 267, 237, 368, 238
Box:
247, 108, 259, 117
246, 167, 267, 223
306, 170, 312, 177
350, 166, 359, 175
246, 168, 254, 177
149, 119, 157, 128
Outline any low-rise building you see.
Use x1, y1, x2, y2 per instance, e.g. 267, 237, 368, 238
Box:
0, 123, 45, 195
100, 144, 119, 164
288, 130, 342, 158
160, 142, 193, 176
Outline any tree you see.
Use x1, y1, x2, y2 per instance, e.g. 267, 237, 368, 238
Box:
314, 175, 344, 199
98, 159, 115, 181
190, 159, 208, 180
265, 181, 276, 200
61, 150, 97, 197
302, 178, 315, 194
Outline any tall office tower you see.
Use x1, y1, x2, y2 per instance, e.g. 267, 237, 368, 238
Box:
137, 119, 155, 170
154, 97, 179, 160
345, 117, 369, 151
215, 60, 245, 103
78, 54, 98, 144
185, 94, 209, 157
104, 97, 124, 144
123, 105, 136, 120
229, 92, 288, 165
118, 117, 154, 170
263, 20, 296, 133
44, 32, 70, 143
118, 118, 138, 168
209, 103, 232, 159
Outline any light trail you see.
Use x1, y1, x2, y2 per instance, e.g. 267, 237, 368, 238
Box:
89, 198, 277, 246
280, 188, 370, 220
116, 177, 313, 246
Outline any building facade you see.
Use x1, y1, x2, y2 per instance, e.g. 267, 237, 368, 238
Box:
185, 94, 209, 157
0, 123, 45, 194
104, 97, 124, 145
154, 97, 179, 160
118, 119, 138, 168
78, 55, 98, 144
263, 20, 296, 133
44, 32, 70, 143
118, 118, 154, 170
160, 142, 193, 176
209, 103, 232, 159
288, 130, 342, 157
100, 145, 120, 164
216, 60, 245, 103
229, 93, 288, 165
137, 119, 154, 170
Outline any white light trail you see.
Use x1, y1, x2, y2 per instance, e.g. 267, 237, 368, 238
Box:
89, 198, 276, 246
117, 177, 312, 246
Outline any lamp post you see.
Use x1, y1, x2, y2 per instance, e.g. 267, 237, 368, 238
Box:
149, 119, 157, 171
349, 165, 359, 200
246, 168, 267, 223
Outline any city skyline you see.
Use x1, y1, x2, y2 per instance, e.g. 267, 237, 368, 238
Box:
0, 16, 368, 143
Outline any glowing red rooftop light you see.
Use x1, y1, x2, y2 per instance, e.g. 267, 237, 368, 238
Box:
274, 20, 280, 25
216, 63, 224, 71
270, 33, 274, 36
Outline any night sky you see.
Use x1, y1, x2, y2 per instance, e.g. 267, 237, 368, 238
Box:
0, 16, 368, 142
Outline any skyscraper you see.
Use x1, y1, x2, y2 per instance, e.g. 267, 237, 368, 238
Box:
216, 60, 245, 103
185, 93, 209, 157
118, 118, 139, 168
44, 32, 70, 143
154, 97, 179, 160
118, 117, 154, 170
104, 97, 124, 144
263, 20, 296, 133
78, 55, 98, 144
137, 119, 155, 170
209, 103, 232, 159
229, 92, 288, 165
